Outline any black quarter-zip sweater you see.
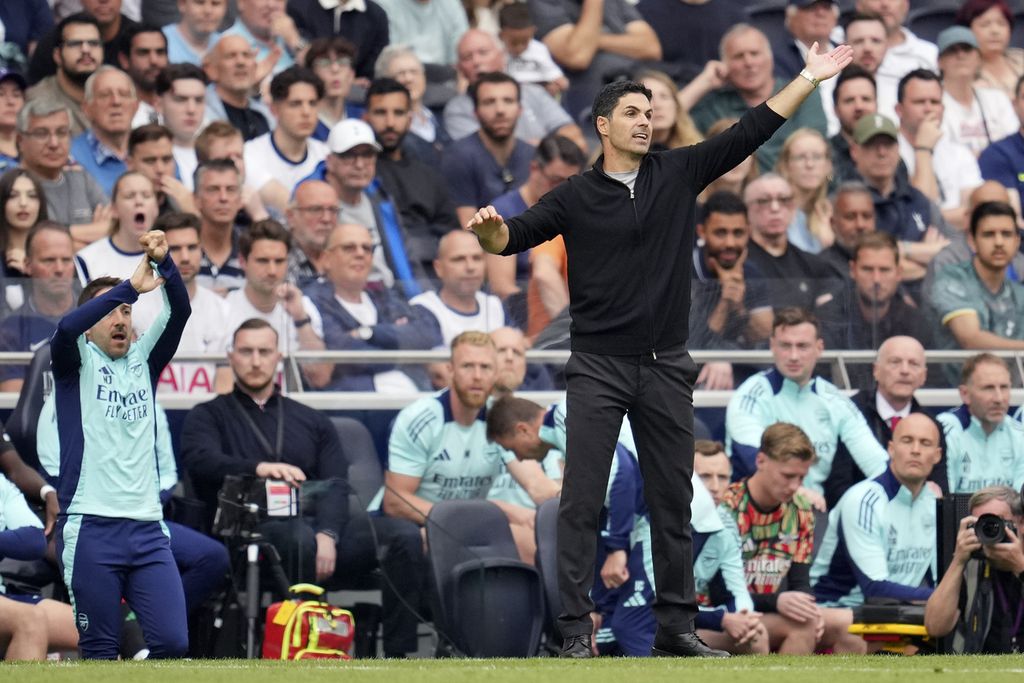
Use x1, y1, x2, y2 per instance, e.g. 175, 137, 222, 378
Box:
502, 103, 786, 356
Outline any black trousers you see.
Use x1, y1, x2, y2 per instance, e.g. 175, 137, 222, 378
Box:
557, 346, 699, 638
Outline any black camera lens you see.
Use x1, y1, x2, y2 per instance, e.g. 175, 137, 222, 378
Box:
974, 513, 1008, 545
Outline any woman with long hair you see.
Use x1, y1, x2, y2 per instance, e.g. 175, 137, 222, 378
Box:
957, 0, 1024, 100
636, 70, 703, 151
0, 168, 47, 276
776, 128, 834, 254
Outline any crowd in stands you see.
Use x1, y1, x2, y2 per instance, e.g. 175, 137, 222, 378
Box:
1, 0, 1024, 662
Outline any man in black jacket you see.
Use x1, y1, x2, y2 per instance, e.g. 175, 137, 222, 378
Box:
467, 43, 853, 658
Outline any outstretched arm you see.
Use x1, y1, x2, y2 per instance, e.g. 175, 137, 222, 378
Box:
767, 42, 853, 119
465, 205, 510, 255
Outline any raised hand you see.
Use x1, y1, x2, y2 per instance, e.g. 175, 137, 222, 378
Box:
465, 205, 510, 253
129, 252, 165, 294
139, 230, 168, 262
804, 43, 854, 82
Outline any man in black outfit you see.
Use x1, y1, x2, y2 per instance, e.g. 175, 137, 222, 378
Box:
467, 42, 853, 658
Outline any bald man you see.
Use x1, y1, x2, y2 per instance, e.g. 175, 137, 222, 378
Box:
286, 180, 341, 286
203, 34, 273, 141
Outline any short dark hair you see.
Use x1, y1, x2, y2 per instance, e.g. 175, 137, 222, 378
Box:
534, 133, 585, 168
485, 395, 544, 442
56, 13, 101, 46
701, 191, 748, 223
303, 36, 357, 69
233, 317, 278, 346
128, 123, 172, 156
119, 23, 167, 57
269, 66, 325, 102
852, 230, 898, 262
772, 307, 820, 337
193, 158, 240, 191
832, 64, 876, 107
499, 3, 533, 30
961, 352, 1010, 385
25, 220, 71, 260
155, 63, 208, 96
897, 68, 941, 104
694, 440, 726, 458
153, 211, 201, 236
969, 200, 1018, 236
843, 10, 887, 33
469, 72, 521, 108
239, 219, 291, 258
365, 77, 411, 105
79, 276, 122, 306
195, 121, 243, 163
591, 80, 651, 137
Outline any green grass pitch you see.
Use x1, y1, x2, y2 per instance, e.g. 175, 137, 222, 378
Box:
4, 656, 1024, 683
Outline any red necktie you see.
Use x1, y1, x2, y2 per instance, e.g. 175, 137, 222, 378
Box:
889, 416, 901, 431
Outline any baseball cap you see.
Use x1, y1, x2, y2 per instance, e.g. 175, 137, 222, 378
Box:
787, 0, 838, 8
936, 26, 979, 56
0, 69, 27, 91
327, 119, 382, 155
853, 113, 898, 145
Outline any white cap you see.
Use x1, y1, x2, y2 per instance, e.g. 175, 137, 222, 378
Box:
327, 119, 382, 155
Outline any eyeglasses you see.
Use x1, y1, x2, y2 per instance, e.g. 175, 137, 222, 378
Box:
750, 194, 795, 209
327, 243, 374, 254
313, 57, 352, 70
790, 152, 826, 164
64, 39, 101, 50
23, 127, 71, 142
296, 204, 340, 216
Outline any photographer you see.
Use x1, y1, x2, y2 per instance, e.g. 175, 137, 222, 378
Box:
924, 486, 1024, 653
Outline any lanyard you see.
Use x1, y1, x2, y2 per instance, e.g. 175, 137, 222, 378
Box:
992, 573, 1024, 652
231, 391, 285, 462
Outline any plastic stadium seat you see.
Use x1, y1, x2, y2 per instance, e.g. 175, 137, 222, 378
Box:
534, 496, 561, 650
906, 1, 963, 44
426, 500, 544, 657
5, 343, 51, 472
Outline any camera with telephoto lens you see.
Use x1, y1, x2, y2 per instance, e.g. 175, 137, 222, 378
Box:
972, 513, 1018, 545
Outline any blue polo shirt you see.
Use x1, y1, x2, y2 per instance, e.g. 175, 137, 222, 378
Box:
70, 131, 125, 198
979, 131, 1024, 210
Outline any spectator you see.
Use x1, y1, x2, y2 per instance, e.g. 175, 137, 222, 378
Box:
411, 230, 505, 348
690, 24, 827, 173
829, 65, 881, 183
374, 45, 449, 153
895, 69, 982, 229
373, 0, 468, 68
243, 66, 327, 213
488, 133, 583, 304
957, 0, 1024, 101
844, 11, 896, 123
776, 127, 834, 253
928, 202, 1024, 352
154, 63, 209, 192
725, 307, 889, 503
856, 0, 937, 75
194, 120, 269, 224
221, 0, 304, 76
720, 422, 867, 654
203, 34, 273, 142
192, 158, 246, 292
17, 99, 109, 243
0, 222, 76, 393
29, 1, 139, 86
316, 118, 424, 296
693, 439, 731, 506
126, 123, 195, 216
689, 190, 772, 391
118, 25, 168, 128
818, 180, 876, 276
937, 26, 1018, 158
938, 353, 1024, 494
634, 0, 747, 85
286, 0, 390, 81
153, 211, 232, 394
498, 2, 568, 98
443, 72, 535, 226
25, 13, 103, 137
285, 179, 338, 286
924, 485, 1024, 653
364, 78, 459, 280
827, 232, 934, 378
697, 117, 760, 203
444, 30, 583, 149
811, 413, 940, 608
75, 171, 166, 332
637, 70, 702, 152
181, 317, 425, 658
742, 173, 842, 316
70, 66, 139, 196
978, 76, 1024, 218
849, 113, 950, 279
0, 0, 54, 67
0, 168, 47, 281
304, 37, 360, 143
490, 324, 552, 394
774, 1, 841, 136
528, 0, 662, 118
162, 0, 225, 66
224, 218, 331, 385
302, 222, 439, 391
0, 70, 26, 170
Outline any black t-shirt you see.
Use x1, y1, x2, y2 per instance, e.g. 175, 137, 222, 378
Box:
223, 102, 270, 142
983, 572, 1024, 653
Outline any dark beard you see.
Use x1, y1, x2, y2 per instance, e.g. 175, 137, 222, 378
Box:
62, 66, 93, 87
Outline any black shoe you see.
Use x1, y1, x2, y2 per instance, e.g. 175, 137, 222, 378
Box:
651, 631, 730, 658
560, 634, 594, 658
